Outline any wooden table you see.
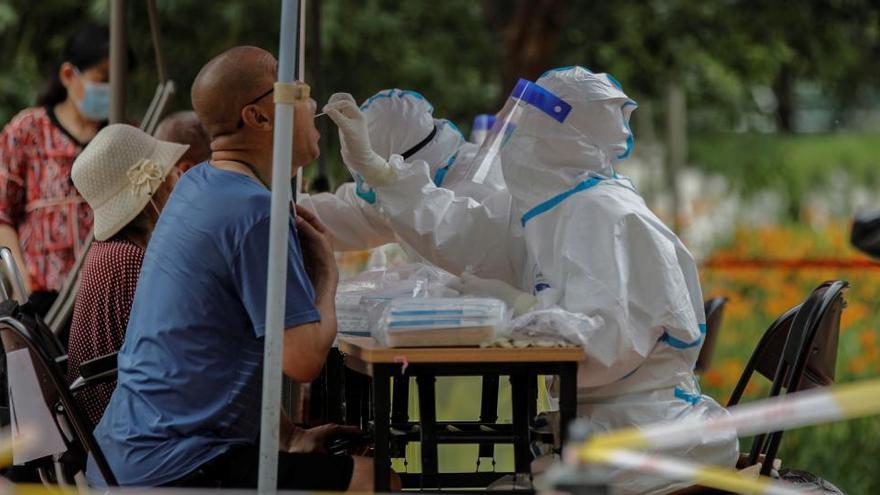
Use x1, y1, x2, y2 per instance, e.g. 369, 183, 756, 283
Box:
338, 337, 583, 492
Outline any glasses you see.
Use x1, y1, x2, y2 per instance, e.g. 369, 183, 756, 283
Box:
236, 87, 275, 129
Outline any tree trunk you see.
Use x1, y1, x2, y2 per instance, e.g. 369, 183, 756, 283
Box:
774, 65, 795, 133
497, 0, 570, 100
665, 83, 686, 234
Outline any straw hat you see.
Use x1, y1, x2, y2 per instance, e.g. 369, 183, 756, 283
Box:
72, 123, 189, 241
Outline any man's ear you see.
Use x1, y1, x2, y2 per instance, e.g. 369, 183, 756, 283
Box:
255, 105, 273, 129
241, 105, 273, 131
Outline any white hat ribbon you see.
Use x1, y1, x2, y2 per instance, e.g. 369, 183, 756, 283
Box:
127, 158, 165, 197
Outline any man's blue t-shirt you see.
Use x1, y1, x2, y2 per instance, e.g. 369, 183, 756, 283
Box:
87, 163, 320, 487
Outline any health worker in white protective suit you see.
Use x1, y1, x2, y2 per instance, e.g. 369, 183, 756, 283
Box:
298, 89, 505, 253
323, 66, 738, 495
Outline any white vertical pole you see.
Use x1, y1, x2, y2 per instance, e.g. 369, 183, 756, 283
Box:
258, 1, 299, 493
294, 0, 307, 201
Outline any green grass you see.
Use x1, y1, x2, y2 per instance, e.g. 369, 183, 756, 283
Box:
690, 133, 880, 219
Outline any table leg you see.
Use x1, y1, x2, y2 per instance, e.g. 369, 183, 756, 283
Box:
373, 365, 392, 492
344, 366, 361, 426
361, 373, 372, 431
559, 362, 578, 446
391, 374, 410, 458
325, 349, 345, 424
416, 374, 439, 484
478, 374, 499, 459
391, 374, 410, 424
509, 373, 531, 475
527, 373, 538, 426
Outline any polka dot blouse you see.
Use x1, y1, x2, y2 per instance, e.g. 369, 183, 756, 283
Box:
65, 237, 144, 426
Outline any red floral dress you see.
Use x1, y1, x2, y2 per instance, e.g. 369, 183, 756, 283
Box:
65, 237, 144, 426
0, 107, 93, 292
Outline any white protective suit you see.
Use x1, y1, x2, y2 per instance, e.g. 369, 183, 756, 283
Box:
344, 68, 738, 494
299, 89, 505, 252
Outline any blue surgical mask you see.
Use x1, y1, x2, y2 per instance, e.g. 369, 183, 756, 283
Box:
74, 68, 110, 122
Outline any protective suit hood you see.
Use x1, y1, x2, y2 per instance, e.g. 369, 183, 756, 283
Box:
501, 66, 636, 211
362, 89, 465, 182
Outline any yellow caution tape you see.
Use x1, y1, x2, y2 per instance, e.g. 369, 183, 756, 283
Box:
581, 447, 806, 495
583, 378, 880, 454
831, 378, 880, 418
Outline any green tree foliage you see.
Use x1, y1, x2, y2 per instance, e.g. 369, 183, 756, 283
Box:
0, 0, 877, 179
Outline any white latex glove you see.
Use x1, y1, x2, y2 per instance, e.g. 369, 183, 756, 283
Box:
323, 93, 396, 186
448, 272, 538, 317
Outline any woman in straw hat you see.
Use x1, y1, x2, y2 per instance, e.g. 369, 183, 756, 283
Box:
66, 123, 188, 426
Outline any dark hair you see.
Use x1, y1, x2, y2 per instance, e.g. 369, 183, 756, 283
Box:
116, 208, 153, 244
38, 24, 111, 108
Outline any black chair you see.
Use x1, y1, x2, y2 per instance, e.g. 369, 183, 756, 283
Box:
727, 280, 847, 475
695, 297, 728, 373
0, 308, 117, 486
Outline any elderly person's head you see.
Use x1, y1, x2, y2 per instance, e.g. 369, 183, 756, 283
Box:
72, 124, 188, 246
191, 46, 319, 186
154, 111, 211, 173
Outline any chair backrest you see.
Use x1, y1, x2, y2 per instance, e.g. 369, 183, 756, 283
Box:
730, 280, 847, 474
775, 281, 846, 392
727, 304, 800, 407
0, 311, 117, 486
0, 247, 66, 359
753, 281, 846, 474
45, 233, 93, 336
695, 297, 728, 373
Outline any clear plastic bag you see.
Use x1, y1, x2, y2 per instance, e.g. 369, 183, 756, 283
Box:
335, 263, 460, 336
497, 308, 604, 347
373, 297, 510, 347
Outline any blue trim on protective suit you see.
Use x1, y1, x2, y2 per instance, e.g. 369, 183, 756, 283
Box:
618, 100, 637, 160
607, 73, 623, 90
658, 323, 707, 349
433, 151, 458, 187
443, 119, 465, 141
674, 387, 703, 406
521, 176, 605, 226
360, 89, 433, 113
354, 174, 376, 204
540, 65, 594, 78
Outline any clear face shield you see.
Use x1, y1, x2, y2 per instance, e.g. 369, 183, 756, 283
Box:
454, 78, 572, 186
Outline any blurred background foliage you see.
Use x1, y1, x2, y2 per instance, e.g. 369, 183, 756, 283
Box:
3, 0, 880, 492
1, 0, 878, 190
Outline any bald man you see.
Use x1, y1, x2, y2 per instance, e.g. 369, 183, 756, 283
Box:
154, 110, 211, 172
88, 46, 382, 492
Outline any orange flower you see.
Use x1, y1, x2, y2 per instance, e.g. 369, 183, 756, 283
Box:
841, 301, 867, 331
703, 369, 725, 388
